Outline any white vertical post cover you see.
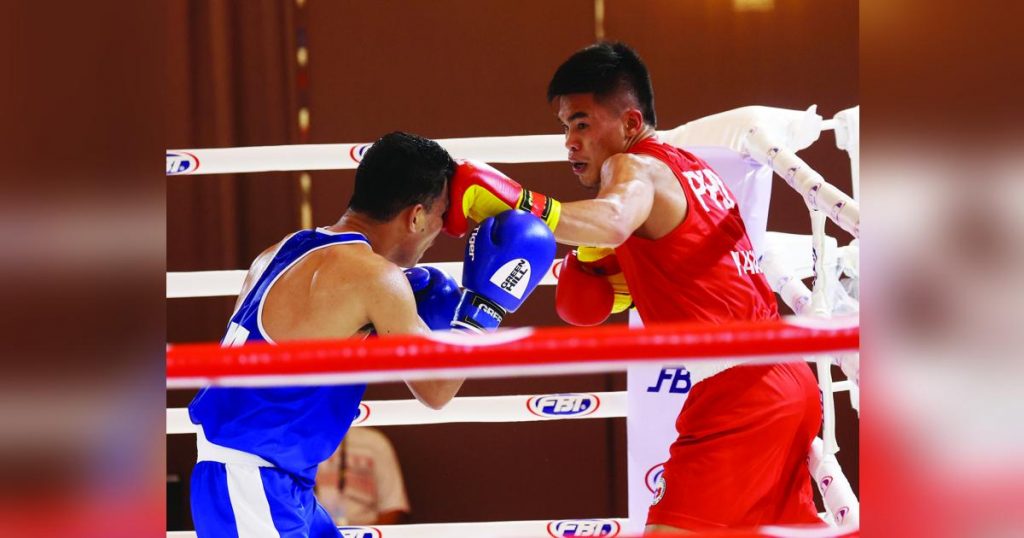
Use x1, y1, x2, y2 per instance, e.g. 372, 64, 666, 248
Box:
833, 106, 860, 202
625, 309, 690, 534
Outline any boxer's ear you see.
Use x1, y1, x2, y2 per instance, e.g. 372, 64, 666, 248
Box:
407, 204, 427, 233
623, 108, 644, 137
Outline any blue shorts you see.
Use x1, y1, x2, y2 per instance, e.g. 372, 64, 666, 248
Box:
190, 428, 340, 538
191, 462, 339, 538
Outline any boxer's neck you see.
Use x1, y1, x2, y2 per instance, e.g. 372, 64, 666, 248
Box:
327, 210, 403, 260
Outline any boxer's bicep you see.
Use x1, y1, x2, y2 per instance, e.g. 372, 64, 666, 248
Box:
596, 154, 658, 229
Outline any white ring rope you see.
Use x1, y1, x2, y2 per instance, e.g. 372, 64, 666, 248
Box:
167, 105, 858, 238
167, 231, 844, 299
167, 392, 626, 434
166, 382, 854, 435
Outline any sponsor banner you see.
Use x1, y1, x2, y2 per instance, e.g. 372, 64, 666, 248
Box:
527, 393, 600, 418
546, 519, 621, 537
625, 312, 690, 534
348, 392, 623, 427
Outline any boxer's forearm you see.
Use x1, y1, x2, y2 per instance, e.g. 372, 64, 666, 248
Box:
556, 196, 646, 247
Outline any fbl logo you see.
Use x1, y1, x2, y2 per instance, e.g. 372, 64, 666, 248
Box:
166, 152, 199, 175
338, 527, 381, 538
352, 403, 371, 425
527, 393, 599, 418
546, 519, 620, 537
349, 143, 372, 163
646, 368, 691, 394
644, 464, 664, 494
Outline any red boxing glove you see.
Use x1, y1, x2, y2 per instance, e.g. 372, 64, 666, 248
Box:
576, 246, 632, 314
443, 159, 561, 238
555, 250, 616, 326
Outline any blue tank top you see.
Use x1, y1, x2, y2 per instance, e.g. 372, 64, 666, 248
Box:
188, 228, 370, 484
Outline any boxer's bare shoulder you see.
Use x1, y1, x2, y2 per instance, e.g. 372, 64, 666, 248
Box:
257, 234, 399, 341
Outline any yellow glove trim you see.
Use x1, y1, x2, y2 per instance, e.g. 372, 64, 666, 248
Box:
611, 290, 633, 314
577, 245, 614, 263
515, 190, 561, 232
464, 185, 515, 223
546, 198, 562, 231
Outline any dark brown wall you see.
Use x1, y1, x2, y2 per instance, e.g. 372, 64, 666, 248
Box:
167, 0, 857, 530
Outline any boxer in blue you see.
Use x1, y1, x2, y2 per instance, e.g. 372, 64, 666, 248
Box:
187, 131, 555, 538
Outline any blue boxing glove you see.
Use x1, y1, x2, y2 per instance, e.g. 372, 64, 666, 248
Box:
403, 266, 462, 331
451, 210, 557, 332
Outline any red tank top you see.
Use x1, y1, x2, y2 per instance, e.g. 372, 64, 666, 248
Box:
615, 137, 779, 324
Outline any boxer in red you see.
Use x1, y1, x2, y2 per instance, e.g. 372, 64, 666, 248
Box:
442, 42, 822, 532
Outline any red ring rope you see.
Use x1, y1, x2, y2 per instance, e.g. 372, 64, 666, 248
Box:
167, 319, 858, 381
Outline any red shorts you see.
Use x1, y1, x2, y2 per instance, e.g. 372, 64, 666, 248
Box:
646, 362, 823, 530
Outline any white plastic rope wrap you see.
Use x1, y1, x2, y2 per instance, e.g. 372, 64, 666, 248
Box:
743, 124, 860, 239
832, 106, 860, 201
761, 227, 857, 441
659, 105, 825, 156
667, 104, 861, 239
752, 231, 838, 316
809, 437, 860, 528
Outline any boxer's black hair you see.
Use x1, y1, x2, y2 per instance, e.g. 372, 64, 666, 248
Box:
349, 131, 455, 221
547, 42, 657, 128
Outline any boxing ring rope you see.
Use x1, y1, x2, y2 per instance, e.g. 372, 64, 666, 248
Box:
167, 318, 858, 388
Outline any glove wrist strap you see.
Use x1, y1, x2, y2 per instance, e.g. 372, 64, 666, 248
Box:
451, 291, 506, 333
